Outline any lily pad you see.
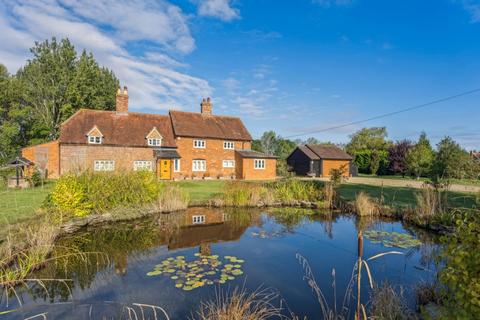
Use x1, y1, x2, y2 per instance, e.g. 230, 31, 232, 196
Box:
365, 230, 422, 249
146, 253, 246, 291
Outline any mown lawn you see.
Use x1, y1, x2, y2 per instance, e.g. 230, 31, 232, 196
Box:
175, 180, 226, 202
0, 182, 54, 226
337, 183, 478, 209
358, 173, 480, 187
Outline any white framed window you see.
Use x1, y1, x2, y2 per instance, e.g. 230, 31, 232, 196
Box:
223, 141, 235, 150
192, 215, 205, 224
254, 159, 266, 170
193, 140, 206, 149
192, 159, 206, 172
222, 160, 235, 168
94, 160, 115, 171
147, 138, 162, 147
88, 136, 102, 144
133, 160, 152, 171
174, 159, 181, 172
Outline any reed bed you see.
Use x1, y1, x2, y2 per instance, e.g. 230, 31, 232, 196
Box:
354, 192, 379, 217
190, 287, 284, 320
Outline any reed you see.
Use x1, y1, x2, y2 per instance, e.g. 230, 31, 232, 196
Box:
190, 287, 283, 320
354, 192, 378, 217
370, 283, 414, 320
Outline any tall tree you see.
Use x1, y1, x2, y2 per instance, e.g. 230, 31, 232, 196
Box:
346, 127, 390, 155
0, 38, 119, 163
432, 137, 472, 179
17, 38, 118, 141
388, 140, 413, 177
406, 132, 434, 178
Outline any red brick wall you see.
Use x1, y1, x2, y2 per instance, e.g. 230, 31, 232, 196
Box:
59, 144, 157, 175
238, 157, 277, 180
22, 140, 60, 178
173, 137, 251, 179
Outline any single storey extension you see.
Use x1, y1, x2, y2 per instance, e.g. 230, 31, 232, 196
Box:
287, 144, 353, 177
21, 87, 277, 180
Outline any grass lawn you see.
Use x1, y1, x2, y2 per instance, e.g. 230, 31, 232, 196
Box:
0, 182, 54, 226
337, 183, 478, 209
175, 180, 226, 202
358, 173, 480, 186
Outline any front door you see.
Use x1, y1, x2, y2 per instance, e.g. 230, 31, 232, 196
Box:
158, 159, 172, 180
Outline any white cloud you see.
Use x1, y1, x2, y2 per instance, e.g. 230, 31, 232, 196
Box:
195, 0, 239, 21
0, 0, 212, 111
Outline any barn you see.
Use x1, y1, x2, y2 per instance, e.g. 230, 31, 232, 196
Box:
287, 144, 353, 177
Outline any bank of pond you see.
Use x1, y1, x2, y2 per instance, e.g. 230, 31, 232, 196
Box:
1, 207, 446, 319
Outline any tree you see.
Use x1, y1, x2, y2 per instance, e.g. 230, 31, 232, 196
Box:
0, 38, 118, 163
346, 127, 390, 155
17, 37, 119, 141
388, 140, 412, 177
347, 127, 391, 175
406, 132, 434, 178
432, 137, 472, 180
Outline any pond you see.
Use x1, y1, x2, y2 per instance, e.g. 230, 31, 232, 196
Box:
2, 207, 440, 319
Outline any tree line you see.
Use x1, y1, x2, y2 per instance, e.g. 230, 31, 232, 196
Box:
0, 37, 118, 164
252, 127, 480, 181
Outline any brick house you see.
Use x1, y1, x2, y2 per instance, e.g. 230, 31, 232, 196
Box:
22, 87, 277, 180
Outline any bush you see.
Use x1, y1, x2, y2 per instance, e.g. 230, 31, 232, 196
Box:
47, 171, 188, 220
273, 179, 321, 204
438, 212, 480, 318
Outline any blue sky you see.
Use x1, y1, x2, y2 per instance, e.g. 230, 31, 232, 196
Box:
1, 1, 479, 149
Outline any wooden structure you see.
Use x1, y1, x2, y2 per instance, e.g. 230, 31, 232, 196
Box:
287, 144, 353, 177
6, 157, 34, 188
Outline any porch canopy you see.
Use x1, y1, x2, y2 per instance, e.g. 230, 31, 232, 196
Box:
155, 149, 181, 159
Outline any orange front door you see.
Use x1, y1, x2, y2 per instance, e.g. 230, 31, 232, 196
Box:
158, 159, 172, 180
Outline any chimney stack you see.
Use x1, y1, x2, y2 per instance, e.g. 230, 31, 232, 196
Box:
200, 97, 212, 115
116, 86, 128, 113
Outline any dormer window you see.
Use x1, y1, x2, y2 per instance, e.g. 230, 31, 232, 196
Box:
87, 126, 103, 145
88, 136, 102, 144
148, 138, 162, 146
146, 127, 163, 147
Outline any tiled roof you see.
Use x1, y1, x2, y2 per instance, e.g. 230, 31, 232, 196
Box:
60, 110, 177, 147
235, 150, 278, 159
306, 144, 353, 160
169, 110, 252, 141
297, 145, 320, 160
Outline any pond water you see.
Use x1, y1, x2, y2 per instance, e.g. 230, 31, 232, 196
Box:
3, 207, 440, 319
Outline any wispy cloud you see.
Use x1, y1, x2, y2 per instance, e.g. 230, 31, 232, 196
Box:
0, 0, 211, 111
219, 65, 279, 117
458, 0, 480, 22
311, 0, 354, 7
195, 0, 240, 21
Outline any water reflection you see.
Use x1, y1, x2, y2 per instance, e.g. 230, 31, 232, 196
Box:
2, 207, 440, 319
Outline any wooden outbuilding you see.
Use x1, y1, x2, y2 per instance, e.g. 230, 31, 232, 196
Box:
287, 144, 353, 177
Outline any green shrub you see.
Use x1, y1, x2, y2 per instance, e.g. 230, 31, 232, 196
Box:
273, 179, 320, 204
438, 212, 480, 318
50, 174, 92, 219
47, 171, 187, 219
221, 182, 273, 207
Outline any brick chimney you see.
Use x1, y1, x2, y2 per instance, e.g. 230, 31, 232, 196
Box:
200, 97, 212, 115
116, 86, 128, 113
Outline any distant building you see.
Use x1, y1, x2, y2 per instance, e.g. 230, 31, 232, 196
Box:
287, 144, 353, 177
22, 87, 276, 180
471, 151, 480, 163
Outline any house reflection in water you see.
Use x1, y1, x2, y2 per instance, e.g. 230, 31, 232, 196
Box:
165, 207, 252, 256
